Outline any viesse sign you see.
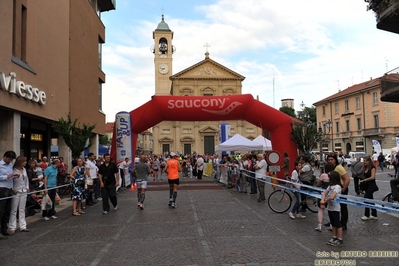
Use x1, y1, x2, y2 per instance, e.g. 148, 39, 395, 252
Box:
0, 72, 46, 105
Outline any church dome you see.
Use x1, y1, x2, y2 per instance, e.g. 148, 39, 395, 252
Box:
155, 15, 171, 31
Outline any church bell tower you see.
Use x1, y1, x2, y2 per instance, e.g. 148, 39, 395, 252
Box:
151, 15, 175, 95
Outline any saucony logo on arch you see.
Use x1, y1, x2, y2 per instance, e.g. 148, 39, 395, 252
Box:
167, 98, 242, 115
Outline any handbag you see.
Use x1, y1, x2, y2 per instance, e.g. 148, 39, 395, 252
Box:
85, 179, 94, 189
76, 179, 85, 188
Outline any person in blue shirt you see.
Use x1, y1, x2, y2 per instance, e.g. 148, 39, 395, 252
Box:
0, 150, 17, 239
42, 159, 60, 221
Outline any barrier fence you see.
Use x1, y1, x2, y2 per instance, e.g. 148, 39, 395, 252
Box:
0, 183, 71, 201
240, 169, 399, 214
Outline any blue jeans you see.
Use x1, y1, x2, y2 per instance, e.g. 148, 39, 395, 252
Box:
291, 191, 302, 214
379, 162, 384, 171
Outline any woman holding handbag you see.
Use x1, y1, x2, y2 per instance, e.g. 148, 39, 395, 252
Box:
70, 158, 86, 216
360, 156, 378, 221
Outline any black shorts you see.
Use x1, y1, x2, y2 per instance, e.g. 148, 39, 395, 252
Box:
328, 210, 341, 228
153, 168, 159, 172
168, 178, 180, 185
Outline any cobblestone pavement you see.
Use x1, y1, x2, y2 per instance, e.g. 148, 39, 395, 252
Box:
1, 173, 398, 266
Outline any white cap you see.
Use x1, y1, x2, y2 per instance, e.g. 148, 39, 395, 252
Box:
170, 152, 177, 157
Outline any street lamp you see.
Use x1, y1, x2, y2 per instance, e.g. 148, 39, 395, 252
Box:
326, 119, 332, 152
318, 123, 325, 172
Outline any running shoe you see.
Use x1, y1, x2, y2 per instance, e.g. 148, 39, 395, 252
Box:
289, 212, 295, 219
140, 203, 144, 210
171, 202, 176, 208
168, 199, 173, 206
326, 237, 338, 245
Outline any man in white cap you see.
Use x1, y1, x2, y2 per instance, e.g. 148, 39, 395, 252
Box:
165, 152, 181, 208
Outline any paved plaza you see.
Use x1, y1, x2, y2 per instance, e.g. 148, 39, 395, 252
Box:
1, 170, 398, 266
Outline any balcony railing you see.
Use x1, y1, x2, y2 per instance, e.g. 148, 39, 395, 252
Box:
380, 72, 399, 102
363, 128, 386, 136
366, 0, 399, 34
98, 0, 116, 12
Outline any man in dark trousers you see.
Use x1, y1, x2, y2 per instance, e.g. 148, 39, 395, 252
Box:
0, 151, 17, 239
98, 154, 119, 215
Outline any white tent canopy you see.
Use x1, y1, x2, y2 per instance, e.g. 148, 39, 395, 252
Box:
215, 134, 263, 151
252, 135, 273, 151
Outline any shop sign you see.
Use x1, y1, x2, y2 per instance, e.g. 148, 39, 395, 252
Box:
0, 72, 46, 105
30, 133, 43, 141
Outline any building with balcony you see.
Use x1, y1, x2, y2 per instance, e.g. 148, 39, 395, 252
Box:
313, 73, 399, 155
0, 0, 115, 163
366, 0, 399, 34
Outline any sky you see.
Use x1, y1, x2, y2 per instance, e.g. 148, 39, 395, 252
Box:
100, 0, 399, 122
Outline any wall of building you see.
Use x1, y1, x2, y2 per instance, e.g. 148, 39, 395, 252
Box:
316, 76, 399, 155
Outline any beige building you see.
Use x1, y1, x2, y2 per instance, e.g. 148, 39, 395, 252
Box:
153, 16, 261, 154
0, 0, 115, 161
151, 16, 262, 155
313, 74, 399, 155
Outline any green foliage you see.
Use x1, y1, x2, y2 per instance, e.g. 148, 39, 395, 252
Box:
292, 105, 321, 154
297, 106, 316, 124
99, 134, 110, 145
52, 113, 96, 159
279, 106, 296, 118
291, 123, 323, 155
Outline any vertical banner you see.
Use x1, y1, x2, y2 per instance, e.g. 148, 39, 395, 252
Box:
396, 137, 399, 152
115, 112, 133, 188
219, 123, 231, 155
372, 139, 382, 154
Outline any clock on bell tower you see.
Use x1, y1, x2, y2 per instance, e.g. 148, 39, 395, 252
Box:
151, 15, 176, 96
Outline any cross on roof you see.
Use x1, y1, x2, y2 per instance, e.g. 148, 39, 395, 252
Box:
161, 7, 165, 15
204, 43, 211, 53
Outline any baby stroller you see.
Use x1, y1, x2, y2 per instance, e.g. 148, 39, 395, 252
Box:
26, 194, 41, 217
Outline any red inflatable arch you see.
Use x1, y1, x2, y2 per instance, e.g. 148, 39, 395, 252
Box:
110, 94, 297, 178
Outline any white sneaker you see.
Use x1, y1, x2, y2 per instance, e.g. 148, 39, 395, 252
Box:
114, 206, 118, 211
315, 226, 322, 232
289, 212, 295, 219
102, 211, 108, 215
43, 217, 50, 221
361, 216, 370, 221
140, 203, 144, 210
50, 216, 58, 219
296, 213, 306, 219
369, 216, 378, 220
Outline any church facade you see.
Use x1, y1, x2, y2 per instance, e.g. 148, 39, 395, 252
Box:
151, 16, 262, 155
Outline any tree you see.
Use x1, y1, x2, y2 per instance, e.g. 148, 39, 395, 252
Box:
292, 105, 321, 155
52, 113, 96, 159
291, 122, 322, 155
279, 106, 296, 118
99, 134, 110, 145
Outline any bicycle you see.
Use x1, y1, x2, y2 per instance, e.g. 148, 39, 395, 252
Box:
382, 173, 399, 207
267, 177, 318, 213
57, 174, 72, 196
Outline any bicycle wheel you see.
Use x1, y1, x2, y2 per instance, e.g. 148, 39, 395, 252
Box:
268, 189, 292, 213
305, 194, 318, 213
381, 193, 394, 207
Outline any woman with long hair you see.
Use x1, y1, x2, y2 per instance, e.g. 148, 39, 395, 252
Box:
360, 156, 378, 220
70, 158, 86, 216
9, 156, 30, 234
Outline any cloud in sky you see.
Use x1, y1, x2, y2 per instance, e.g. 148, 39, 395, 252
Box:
101, 0, 399, 122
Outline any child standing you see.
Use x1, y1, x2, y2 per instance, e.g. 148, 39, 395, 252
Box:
289, 162, 306, 219
314, 162, 335, 231
320, 171, 343, 247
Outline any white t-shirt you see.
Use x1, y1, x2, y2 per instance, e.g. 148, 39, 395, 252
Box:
290, 170, 301, 189
326, 184, 342, 212
372, 153, 378, 161
196, 157, 204, 171
85, 159, 98, 179
255, 159, 267, 179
